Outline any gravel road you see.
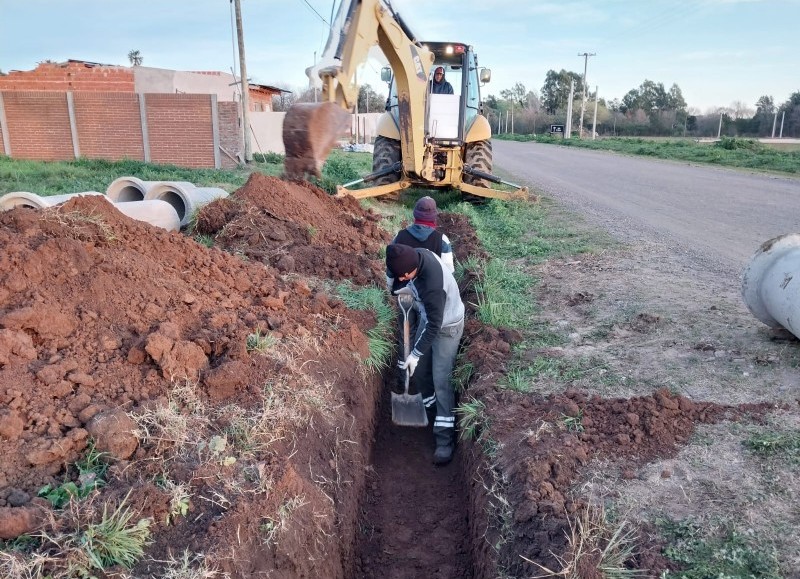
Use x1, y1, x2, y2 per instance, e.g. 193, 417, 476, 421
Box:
493, 139, 800, 279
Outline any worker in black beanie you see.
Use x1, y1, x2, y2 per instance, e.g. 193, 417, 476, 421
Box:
385, 243, 465, 465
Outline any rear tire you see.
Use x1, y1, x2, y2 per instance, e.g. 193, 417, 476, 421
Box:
372, 136, 402, 186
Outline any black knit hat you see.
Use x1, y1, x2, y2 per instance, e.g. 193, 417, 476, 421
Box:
386, 244, 419, 277
413, 196, 437, 223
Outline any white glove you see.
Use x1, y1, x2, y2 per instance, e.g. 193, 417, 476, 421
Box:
398, 353, 420, 377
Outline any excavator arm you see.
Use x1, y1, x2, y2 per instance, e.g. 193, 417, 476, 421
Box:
282, 0, 434, 180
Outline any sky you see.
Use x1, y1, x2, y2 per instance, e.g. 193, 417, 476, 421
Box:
1, 0, 798, 114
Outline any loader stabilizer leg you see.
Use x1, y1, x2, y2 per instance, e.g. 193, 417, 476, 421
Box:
282, 102, 351, 180
460, 166, 529, 200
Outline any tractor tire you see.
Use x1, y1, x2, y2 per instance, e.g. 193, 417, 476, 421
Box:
463, 139, 493, 187
372, 136, 402, 186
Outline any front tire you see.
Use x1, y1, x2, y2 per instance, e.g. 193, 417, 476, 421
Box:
463, 140, 492, 187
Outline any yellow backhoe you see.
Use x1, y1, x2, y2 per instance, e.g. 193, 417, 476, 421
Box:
282, 0, 528, 201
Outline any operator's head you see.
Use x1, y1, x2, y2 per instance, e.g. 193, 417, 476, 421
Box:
386, 244, 419, 280
434, 66, 445, 80
413, 196, 438, 225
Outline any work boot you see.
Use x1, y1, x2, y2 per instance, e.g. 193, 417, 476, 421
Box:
433, 444, 454, 466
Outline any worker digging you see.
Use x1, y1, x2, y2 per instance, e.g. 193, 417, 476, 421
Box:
386, 243, 465, 465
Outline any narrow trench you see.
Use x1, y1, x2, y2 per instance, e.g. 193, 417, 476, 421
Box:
353, 374, 474, 579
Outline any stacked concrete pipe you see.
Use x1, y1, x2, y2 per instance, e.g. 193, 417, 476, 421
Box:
0, 191, 180, 232
106, 176, 163, 202
742, 233, 800, 339
0, 191, 105, 210
144, 181, 229, 227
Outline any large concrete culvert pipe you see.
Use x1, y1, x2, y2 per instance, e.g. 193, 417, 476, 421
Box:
144, 181, 229, 227
0, 191, 105, 211
113, 199, 181, 232
106, 176, 162, 202
742, 233, 800, 339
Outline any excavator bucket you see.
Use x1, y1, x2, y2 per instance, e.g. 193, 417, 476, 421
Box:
282, 102, 351, 180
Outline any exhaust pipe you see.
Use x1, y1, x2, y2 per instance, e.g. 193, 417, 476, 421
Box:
742, 233, 800, 338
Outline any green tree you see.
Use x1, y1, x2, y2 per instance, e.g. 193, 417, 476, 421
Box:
357, 84, 386, 113
500, 82, 530, 108
127, 50, 143, 66
667, 84, 687, 112
755, 95, 774, 115
541, 69, 581, 114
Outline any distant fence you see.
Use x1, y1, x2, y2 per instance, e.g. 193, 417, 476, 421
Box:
0, 91, 243, 169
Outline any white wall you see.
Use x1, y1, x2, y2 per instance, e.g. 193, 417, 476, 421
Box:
248, 111, 384, 154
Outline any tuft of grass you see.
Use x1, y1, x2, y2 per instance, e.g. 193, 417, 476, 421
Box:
455, 398, 487, 442
524, 505, 641, 578
334, 283, 395, 370
194, 233, 215, 248
246, 329, 277, 354
561, 409, 585, 433
79, 499, 152, 570
43, 207, 118, 242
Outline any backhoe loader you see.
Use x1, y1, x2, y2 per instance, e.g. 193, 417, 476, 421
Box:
282, 0, 528, 201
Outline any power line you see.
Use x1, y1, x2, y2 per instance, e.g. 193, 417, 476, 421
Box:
299, 0, 330, 26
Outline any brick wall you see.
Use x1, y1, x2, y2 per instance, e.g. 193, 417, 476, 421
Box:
73, 92, 144, 160
0, 91, 242, 168
0, 62, 134, 93
2, 92, 74, 160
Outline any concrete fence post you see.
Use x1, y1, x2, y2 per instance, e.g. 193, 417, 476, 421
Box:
0, 93, 11, 156
138, 93, 151, 162
211, 94, 221, 169
66, 92, 80, 158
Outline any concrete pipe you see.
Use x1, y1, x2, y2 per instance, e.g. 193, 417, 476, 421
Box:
144, 181, 229, 227
113, 199, 181, 232
741, 233, 800, 337
0, 191, 104, 211
106, 176, 162, 202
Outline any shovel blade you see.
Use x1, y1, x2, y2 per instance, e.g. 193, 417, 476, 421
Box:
391, 392, 429, 427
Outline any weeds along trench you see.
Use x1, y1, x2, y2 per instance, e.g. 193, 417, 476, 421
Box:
0, 165, 787, 578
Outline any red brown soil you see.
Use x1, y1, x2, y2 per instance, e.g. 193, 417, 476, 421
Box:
0, 173, 773, 578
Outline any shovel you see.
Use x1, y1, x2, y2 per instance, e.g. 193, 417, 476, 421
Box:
391, 290, 429, 427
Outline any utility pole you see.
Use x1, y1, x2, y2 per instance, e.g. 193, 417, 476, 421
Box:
772, 111, 778, 138
591, 85, 598, 140
577, 52, 595, 138
565, 79, 575, 138
717, 112, 723, 138
779, 111, 785, 138
233, 0, 251, 162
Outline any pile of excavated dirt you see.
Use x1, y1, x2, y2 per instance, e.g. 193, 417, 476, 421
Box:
0, 179, 385, 577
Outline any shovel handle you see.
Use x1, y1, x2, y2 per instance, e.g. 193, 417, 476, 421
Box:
398, 294, 413, 394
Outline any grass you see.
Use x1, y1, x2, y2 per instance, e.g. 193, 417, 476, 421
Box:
658, 517, 781, 578
524, 505, 641, 578
246, 329, 277, 354
743, 429, 800, 462
455, 398, 487, 442
495, 134, 800, 175
334, 283, 395, 370
37, 441, 109, 508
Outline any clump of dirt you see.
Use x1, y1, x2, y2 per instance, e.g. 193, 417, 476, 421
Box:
195, 173, 391, 285
0, 180, 387, 577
